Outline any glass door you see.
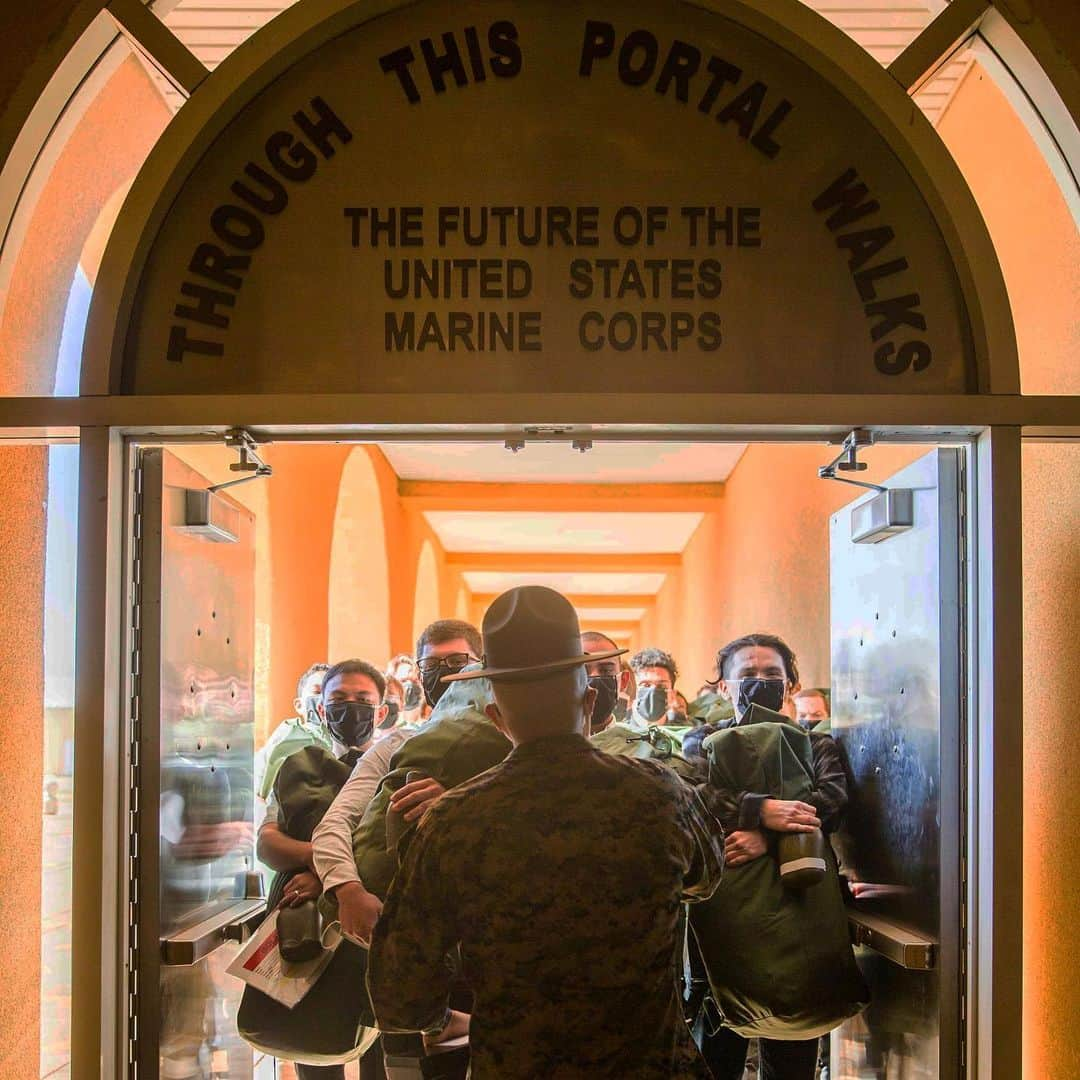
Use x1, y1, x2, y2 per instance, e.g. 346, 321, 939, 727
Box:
132, 448, 260, 1080
828, 448, 966, 1079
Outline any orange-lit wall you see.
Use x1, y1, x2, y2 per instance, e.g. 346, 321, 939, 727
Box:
0, 56, 168, 1080
639, 444, 926, 693
173, 443, 473, 734
1021, 443, 1080, 1079
937, 63, 1080, 395
940, 61, 1080, 1079
0, 447, 46, 1080
0, 57, 167, 393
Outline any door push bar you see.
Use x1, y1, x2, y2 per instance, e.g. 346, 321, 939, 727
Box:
847, 908, 936, 971
160, 898, 267, 966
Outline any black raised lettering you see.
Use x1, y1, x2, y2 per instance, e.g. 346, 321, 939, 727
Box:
211, 205, 264, 251
812, 168, 880, 231
579, 20, 615, 76
167, 324, 224, 364
853, 258, 909, 302
618, 30, 659, 86
519, 311, 542, 351
232, 162, 288, 215
380, 46, 420, 103
874, 339, 932, 375
656, 39, 701, 102
749, 99, 792, 159
836, 225, 895, 271
421, 32, 468, 93
293, 97, 352, 158
569, 259, 593, 299
447, 312, 476, 351
641, 311, 668, 350
580, 311, 604, 350
670, 311, 695, 348
489, 21, 521, 77
697, 259, 723, 299
174, 282, 236, 329
715, 81, 766, 139
697, 312, 723, 350
385, 311, 415, 349
417, 312, 447, 350
697, 56, 741, 114
865, 294, 926, 341
266, 131, 317, 181
464, 25, 486, 81
188, 244, 250, 290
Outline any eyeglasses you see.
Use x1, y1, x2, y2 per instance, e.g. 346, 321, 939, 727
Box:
416, 652, 478, 674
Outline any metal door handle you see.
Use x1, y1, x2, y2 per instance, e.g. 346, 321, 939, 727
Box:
160, 898, 266, 966
847, 908, 936, 970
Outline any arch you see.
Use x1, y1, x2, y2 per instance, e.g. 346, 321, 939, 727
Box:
81, 0, 1017, 398
0, 54, 167, 394
455, 584, 471, 623
328, 446, 391, 666
411, 539, 441, 649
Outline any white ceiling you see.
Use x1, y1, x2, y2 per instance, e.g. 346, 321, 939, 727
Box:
423, 510, 703, 554
147, 0, 971, 125
462, 571, 667, 595
574, 607, 649, 622
382, 441, 745, 484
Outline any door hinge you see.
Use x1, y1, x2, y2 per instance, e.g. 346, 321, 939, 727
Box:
126, 459, 146, 1080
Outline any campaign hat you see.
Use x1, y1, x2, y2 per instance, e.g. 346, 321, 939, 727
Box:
443, 585, 625, 683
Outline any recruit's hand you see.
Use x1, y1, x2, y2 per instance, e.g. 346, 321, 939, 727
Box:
333, 881, 383, 944
390, 777, 447, 822
280, 870, 322, 906
724, 829, 768, 867
760, 799, 821, 833
423, 1009, 471, 1049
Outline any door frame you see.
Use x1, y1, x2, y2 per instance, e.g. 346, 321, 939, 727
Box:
70, 417, 1027, 1079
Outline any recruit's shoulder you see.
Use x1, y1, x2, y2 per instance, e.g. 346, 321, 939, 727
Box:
594, 744, 698, 801
406, 756, 510, 842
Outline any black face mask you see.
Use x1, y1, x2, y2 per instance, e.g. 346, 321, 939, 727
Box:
735, 678, 787, 718
421, 665, 461, 708
403, 681, 423, 711
635, 686, 669, 724
325, 701, 376, 748
380, 701, 400, 729
588, 675, 619, 730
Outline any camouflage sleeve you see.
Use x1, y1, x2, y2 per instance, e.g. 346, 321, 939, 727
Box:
366, 807, 457, 1035
674, 779, 725, 902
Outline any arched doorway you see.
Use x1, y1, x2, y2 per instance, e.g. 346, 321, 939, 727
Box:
0, 2, 1076, 1078
328, 447, 391, 665
412, 539, 441, 648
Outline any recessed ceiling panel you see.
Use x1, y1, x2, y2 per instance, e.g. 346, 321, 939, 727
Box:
462, 571, 667, 595
380, 442, 745, 484
574, 607, 648, 622
425, 511, 703, 554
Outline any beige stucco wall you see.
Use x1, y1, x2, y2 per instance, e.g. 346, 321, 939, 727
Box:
0, 447, 47, 1080
1021, 442, 1080, 1079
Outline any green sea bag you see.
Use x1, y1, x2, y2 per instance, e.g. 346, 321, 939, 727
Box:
691, 707, 867, 1039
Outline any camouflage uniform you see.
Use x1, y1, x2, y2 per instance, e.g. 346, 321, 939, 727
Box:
367, 732, 724, 1078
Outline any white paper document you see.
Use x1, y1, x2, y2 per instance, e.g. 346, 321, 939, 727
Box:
226, 909, 343, 1009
